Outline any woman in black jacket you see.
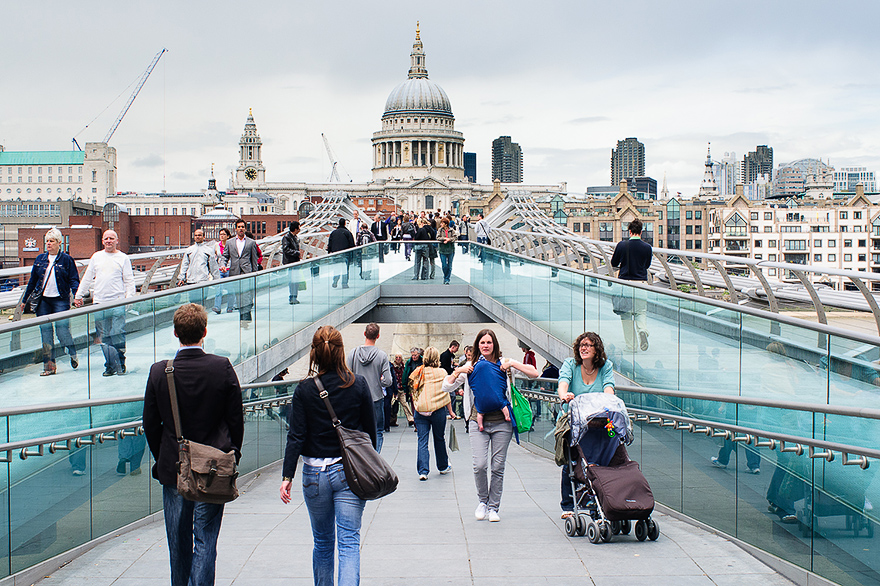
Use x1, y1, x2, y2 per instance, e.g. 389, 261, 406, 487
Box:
279, 325, 376, 586
413, 218, 433, 280
20, 228, 80, 375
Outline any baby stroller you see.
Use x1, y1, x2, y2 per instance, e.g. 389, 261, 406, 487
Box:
563, 393, 659, 543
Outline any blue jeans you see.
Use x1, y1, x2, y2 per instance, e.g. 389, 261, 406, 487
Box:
439, 253, 453, 284
95, 306, 126, 373
373, 399, 384, 453
414, 409, 449, 476
162, 486, 225, 586
302, 462, 365, 586
716, 439, 760, 469
36, 296, 76, 364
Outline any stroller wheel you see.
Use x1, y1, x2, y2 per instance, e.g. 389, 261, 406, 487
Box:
610, 520, 621, 535
635, 520, 648, 542
576, 514, 589, 537
565, 516, 577, 537
599, 521, 613, 543
620, 520, 632, 535
587, 520, 601, 544
647, 519, 660, 541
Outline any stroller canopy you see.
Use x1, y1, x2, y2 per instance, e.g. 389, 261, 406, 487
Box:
569, 393, 634, 448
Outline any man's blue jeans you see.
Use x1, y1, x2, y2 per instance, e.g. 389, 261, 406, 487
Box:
302, 462, 365, 586
162, 486, 225, 586
373, 399, 385, 453
414, 408, 449, 476
95, 306, 126, 373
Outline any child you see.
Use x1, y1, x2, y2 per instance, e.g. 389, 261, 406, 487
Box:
469, 357, 511, 431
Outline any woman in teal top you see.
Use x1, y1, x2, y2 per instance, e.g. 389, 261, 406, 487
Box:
557, 332, 614, 519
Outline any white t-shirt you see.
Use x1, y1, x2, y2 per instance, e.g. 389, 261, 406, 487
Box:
42, 254, 60, 297
76, 250, 135, 304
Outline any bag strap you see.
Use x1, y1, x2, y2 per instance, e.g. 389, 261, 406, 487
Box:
313, 376, 342, 428
165, 358, 185, 442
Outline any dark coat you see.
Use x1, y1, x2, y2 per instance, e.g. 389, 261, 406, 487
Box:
23, 252, 80, 304
142, 348, 244, 486
370, 220, 389, 241
327, 226, 355, 253
282, 372, 376, 478
610, 237, 653, 281
281, 231, 301, 264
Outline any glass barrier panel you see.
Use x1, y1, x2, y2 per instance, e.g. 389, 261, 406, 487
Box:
90, 435, 152, 546
0, 453, 8, 579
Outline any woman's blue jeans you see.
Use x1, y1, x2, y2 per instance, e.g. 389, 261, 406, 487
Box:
302, 462, 365, 586
36, 296, 76, 363
414, 409, 449, 476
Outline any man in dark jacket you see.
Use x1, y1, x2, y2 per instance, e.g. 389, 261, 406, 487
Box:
143, 304, 244, 586
327, 218, 355, 288
222, 219, 261, 325
282, 221, 302, 304
610, 218, 653, 352
370, 212, 389, 263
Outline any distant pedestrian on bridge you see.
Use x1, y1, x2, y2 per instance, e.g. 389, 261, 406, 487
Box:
611, 218, 652, 353
223, 219, 261, 326
178, 228, 220, 305
328, 218, 355, 289
21, 228, 80, 376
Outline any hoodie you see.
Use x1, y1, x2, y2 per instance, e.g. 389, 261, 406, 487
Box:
346, 345, 393, 402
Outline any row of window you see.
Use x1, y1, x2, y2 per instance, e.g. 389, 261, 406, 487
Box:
749, 210, 865, 221
2, 176, 82, 183
4, 187, 82, 195
5, 166, 82, 174
0, 203, 61, 217
133, 208, 199, 216
384, 117, 452, 128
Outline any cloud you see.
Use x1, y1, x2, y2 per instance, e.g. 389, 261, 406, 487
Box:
569, 116, 610, 125
132, 154, 164, 167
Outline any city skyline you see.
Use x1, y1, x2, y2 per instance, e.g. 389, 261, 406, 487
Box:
3, 1, 879, 198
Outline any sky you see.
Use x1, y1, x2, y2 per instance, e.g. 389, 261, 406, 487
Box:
3, 1, 880, 198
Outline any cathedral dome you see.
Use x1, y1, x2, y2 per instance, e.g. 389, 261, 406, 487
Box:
384, 78, 452, 116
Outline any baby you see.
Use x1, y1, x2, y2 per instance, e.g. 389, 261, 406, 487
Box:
469, 358, 512, 431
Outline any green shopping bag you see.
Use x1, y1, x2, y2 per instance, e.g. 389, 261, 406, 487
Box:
509, 374, 533, 434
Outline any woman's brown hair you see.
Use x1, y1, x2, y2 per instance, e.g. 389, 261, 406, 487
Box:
423, 346, 440, 367
309, 325, 355, 388
471, 329, 502, 363
573, 331, 606, 371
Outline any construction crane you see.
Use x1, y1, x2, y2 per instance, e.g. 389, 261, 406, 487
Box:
72, 48, 167, 150
321, 133, 352, 183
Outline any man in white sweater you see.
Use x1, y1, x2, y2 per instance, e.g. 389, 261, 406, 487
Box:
74, 230, 136, 376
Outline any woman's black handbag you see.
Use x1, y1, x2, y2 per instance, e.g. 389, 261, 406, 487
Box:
313, 376, 398, 501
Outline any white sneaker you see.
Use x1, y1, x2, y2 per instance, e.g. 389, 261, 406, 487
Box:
419, 474, 428, 481
475, 502, 488, 521
488, 509, 501, 522
439, 466, 452, 475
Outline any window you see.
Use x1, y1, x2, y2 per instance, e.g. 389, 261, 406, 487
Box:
584, 223, 590, 232
859, 254, 867, 262
828, 254, 836, 261
750, 226, 758, 233
163, 208, 168, 215
841, 225, 849, 232
695, 240, 702, 249
844, 254, 852, 262
154, 208, 159, 215
165, 236, 171, 245
135, 208, 140, 215
764, 212, 772, 220
172, 208, 177, 215
855, 211, 862, 219
695, 225, 702, 234
844, 240, 852, 247
144, 208, 150, 215
829, 240, 836, 247
859, 239, 867, 247
814, 254, 822, 262
150, 236, 155, 245
769, 254, 777, 261
687, 211, 693, 220
754, 240, 762, 247
814, 240, 822, 247
686, 225, 693, 234
573, 223, 580, 232
768, 240, 777, 248
92, 187, 97, 193
92, 170, 97, 182
840, 211, 848, 219
784, 240, 807, 250
764, 226, 772, 232
754, 254, 762, 260
685, 240, 693, 249
750, 212, 758, 220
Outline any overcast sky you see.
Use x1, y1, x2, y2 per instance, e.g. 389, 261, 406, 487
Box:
4, 1, 880, 197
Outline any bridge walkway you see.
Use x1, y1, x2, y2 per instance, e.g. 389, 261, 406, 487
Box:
35, 420, 793, 586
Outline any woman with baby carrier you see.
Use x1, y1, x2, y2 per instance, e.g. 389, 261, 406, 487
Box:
443, 329, 539, 522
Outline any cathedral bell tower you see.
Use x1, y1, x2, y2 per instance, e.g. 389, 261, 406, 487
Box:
236, 109, 266, 186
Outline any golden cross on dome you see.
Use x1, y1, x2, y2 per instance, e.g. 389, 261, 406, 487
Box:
416, 21, 420, 40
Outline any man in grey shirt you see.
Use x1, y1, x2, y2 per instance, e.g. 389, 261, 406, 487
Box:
178, 228, 220, 305
346, 322, 392, 453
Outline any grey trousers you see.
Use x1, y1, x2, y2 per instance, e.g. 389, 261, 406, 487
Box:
468, 418, 513, 512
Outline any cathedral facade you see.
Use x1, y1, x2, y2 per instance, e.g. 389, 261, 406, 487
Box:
230, 26, 565, 215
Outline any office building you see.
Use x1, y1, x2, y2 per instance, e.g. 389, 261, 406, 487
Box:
492, 136, 523, 183
464, 152, 476, 182
611, 138, 645, 186
834, 167, 876, 193
743, 145, 773, 184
